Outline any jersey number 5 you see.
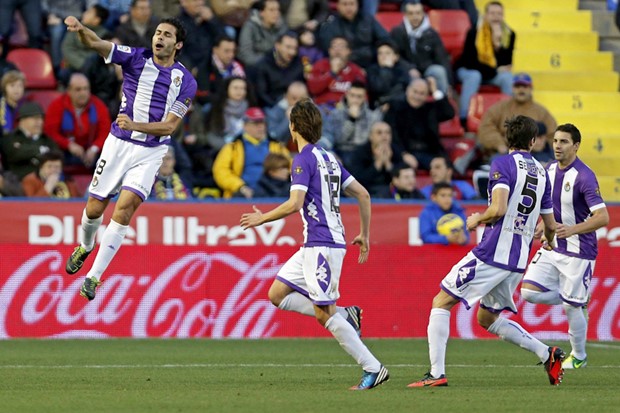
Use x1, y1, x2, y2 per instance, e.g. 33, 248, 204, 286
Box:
517, 174, 538, 215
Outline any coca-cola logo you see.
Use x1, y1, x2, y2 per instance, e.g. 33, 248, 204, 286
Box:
0, 251, 284, 338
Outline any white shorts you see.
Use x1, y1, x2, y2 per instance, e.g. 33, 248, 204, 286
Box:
523, 248, 594, 306
88, 135, 167, 201
441, 251, 521, 313
276, 246, 346, 305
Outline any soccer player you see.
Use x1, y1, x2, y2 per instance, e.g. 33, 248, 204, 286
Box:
408, 115, 565, 388
63, 14, 197, 300
240, 98, 389, 390
521, 123, 609, 370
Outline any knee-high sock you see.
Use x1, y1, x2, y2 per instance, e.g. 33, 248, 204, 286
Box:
487, 317, 549, 362
428, 308, 450, 378
86, 220, 128, 281
521, 288, 563, 305
564, 303, 587, 360
80, 209, 103, 251
278, 292, 352, 319
325, 313, 381, 372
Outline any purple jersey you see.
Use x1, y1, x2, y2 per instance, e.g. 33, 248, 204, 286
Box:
473, 151, 553, 272
290, 144, 355, 248
104, 44, 197, 147
546, 158, 605, 259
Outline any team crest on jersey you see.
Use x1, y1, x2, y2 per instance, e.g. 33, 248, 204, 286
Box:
595, 187, 601, 196
564, 182, 571, 192
184, 97, 191, 106
294, 166, 303, 174
492, 171, 501, 180
173, 76, 181, 87
117, 45, 131, 53
91, 176, 99, 187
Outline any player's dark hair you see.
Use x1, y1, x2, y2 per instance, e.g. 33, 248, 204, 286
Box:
160, 17, 187, 51
504, 115, 537, 151
431, 181, 453, 195
290, 98, 322, 144
555, 123, 581, 144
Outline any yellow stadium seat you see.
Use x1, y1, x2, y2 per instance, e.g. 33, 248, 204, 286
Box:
474, 0, 578, 11
528, 71, 619, 93
506, 10, 591, 32
517, 32, 599, 52
513, 51, 613, 72
596, 176, 620, 202
534, 91, 620, 114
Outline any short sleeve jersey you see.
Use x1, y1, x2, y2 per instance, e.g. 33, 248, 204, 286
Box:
290, 144, 355, 248
472, 151, 553, 272
105, 44, 197, 146
546, 158, 605, 259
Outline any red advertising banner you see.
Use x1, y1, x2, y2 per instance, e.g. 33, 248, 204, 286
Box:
1, 244, 618, 340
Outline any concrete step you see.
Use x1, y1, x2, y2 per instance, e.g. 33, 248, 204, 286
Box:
591, 10, 620, 37
517, 31, 599, 52
534, 91, 620, 113
579, 0, 610, 11
579, 134, 620, 156
513, 50, 613, 71
506, 10, 592, 32
554, 113, 620, 134
596, 176, 620, 202
476, 0, 578, 11
531, 71, 619, 92
579, 155, 620, 175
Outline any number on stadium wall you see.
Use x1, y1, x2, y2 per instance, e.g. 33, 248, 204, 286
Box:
531, 12, 540, 28
572, 95, 583, 110
550, 53, 561, 68
95, 159, 107, 175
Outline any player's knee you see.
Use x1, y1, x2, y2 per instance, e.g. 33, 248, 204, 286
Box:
476, 309, 497, 330
267, 288, 282, 307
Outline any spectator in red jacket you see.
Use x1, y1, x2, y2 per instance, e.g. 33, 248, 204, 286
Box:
44, 73, 111, 169
306, 36, 366, 110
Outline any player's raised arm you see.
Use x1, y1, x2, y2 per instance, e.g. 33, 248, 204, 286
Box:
116, 112, 183, 137
343, 180, 371, 264
64, 15, 112, 58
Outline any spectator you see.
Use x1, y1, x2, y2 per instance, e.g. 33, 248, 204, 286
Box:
323, 82, 382, 167
83, 35, 124, 117
419, 181, 469, 245
0, 168, 23, 197
420, 155, 477, 200
96, 0, 132, 30
113, 0, 159, 48
318, 0, 389, 68
307, 36, 366, 109
151, 145, 192, 200
212, 107, 291, 198
237, 0, 288, 68
1, 70, 25, 135
44, 73, 111, 169
384, 77, 454, 170
390, 0, 452, 94
43, 0, 88, 73
280, 0, 330, 32
195, 35, 245, 106
265, 81, 309, 144
375, 163, 425, 200
531, 121, 554, 167
477, 72, 557, 159
0, 102, 59, 180
0, 40, 18, 76
255, 31, 305, 107
455, 1, 514, 127
0, 0, 43, 54
254, 152, 291, 197
366, 40, 413, 109
22, 150, 81, 198
298, 28, 324, 74
209, 0, 254, 32
62, 4, 110, 71
422, 0, 478, 26
349, 121, 406, 196
151, 0, 180, 19
177, 0, 225, 74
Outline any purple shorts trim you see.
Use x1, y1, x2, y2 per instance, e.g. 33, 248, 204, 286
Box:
89, 192, 108, 201
560, 296, 586, 307
313, 300, 337, 306
480, 303, 517, 314
521, 279, 550, 292
121, 185, 146, 201
275, 276, 309, 298
440, 283, 471, 310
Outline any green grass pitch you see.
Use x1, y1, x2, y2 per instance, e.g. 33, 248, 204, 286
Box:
1, 338, 618, 412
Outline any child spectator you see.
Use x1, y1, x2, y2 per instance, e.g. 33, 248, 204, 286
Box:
22, 151, 81, 198
254, 153, 291, 198
419, 182, 469, 245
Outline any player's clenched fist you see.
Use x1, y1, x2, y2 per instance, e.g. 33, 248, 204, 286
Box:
116, 114, 135, 130
64, 16, 82, 31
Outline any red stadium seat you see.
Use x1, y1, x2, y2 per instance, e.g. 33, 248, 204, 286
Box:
428, 9, 471, 64
439, 98, 464, 138
466, 92, 510, 134
6, 48, 57, 90
26, 90, 63, 112
376, 12, 402, 32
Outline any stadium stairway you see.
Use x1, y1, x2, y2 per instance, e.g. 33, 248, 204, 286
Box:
474, 0, 620, 201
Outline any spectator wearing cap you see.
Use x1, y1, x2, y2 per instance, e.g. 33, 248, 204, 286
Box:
212, 107, 291, 198
0, 102, 59, 180
477, 72, 556, 159
22, 150, 81, 198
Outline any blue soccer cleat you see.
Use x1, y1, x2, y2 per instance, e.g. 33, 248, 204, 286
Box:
350, 365, 389, 390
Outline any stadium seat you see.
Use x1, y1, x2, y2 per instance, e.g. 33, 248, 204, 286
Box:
466, 92, 510, 134
376, 12, 402, 32
26, 90, 63, 112
6, 48, 57, 90
439, 98, 464, 138
428, 9, 470, 63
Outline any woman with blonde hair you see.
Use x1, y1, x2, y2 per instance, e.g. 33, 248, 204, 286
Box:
0, 70, 26, 135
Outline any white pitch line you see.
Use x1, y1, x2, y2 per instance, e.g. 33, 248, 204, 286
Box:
0, 363, 619, 369
588, 343, 620, 350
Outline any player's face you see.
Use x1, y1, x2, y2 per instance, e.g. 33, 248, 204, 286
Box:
553, 131, 579, 165
152, 23, 180, 59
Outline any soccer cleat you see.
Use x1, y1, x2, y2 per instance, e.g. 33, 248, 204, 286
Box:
407, 371, 448, 388
544, 346, 566, 385
349, 365, 389, 390
80, 276, 101, 301
562, 354, 587, 370
66, 245, 92, 275
345, 306, 363, 337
